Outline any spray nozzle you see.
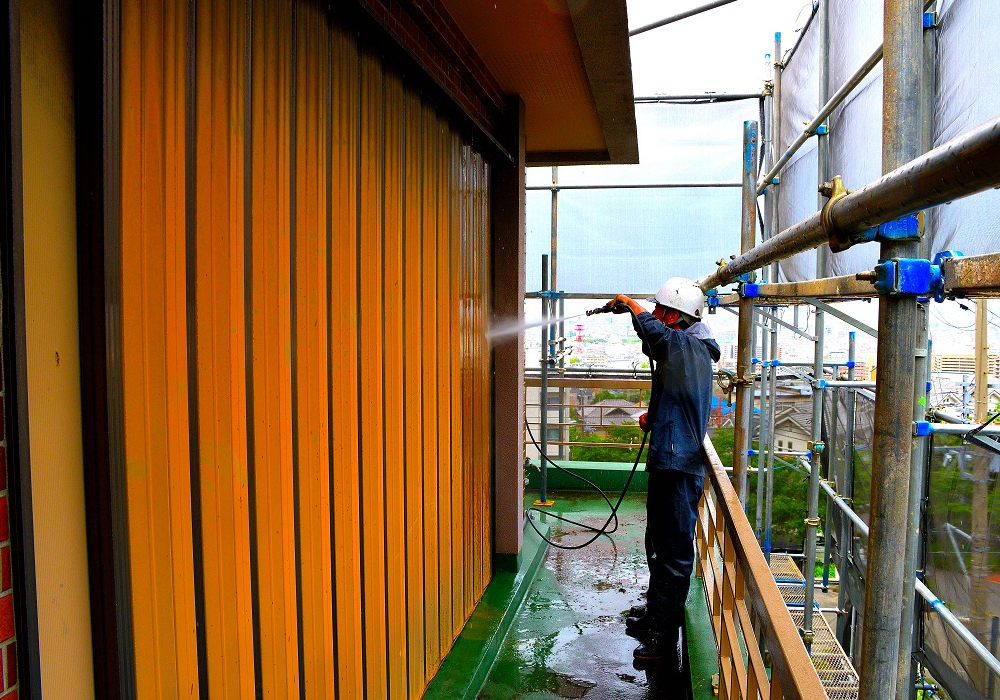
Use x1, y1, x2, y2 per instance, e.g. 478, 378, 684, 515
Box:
586, 302, 628, 316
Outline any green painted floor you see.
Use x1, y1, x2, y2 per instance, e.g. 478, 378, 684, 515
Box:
478, 492, 718, 700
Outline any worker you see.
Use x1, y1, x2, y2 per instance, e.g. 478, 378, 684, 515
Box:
608, 278, 720, 670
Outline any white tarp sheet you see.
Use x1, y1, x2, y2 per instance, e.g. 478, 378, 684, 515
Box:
778, 0, 1000, 282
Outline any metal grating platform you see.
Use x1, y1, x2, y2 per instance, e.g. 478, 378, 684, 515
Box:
777, 583, 807, 607
789, 609, 859, 700
769, 553, 805, 583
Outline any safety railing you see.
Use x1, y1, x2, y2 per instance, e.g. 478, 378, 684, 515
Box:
697, 437, 826, 700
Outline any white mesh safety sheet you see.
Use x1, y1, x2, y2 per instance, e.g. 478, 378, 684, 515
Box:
778, 0, 1000, 282
526, 101, 757, 294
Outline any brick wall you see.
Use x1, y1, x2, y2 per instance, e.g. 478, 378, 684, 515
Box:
0, 312, 17, 699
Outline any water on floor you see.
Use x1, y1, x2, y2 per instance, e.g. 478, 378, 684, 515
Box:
479, 492, 696, 700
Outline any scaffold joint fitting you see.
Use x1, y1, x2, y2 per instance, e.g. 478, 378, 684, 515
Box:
815, 124, 828, 136
859, 258, 943, 296
808, 441, 825, 454
740, 282, 760, 298
804, 517, 821, 528
831, 212, 921, 253
914, 421, 933, 437
820, 176, 852, 250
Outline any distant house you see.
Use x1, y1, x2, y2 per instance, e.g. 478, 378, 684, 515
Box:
581, 399, 644, 435
772, 404, 813, 453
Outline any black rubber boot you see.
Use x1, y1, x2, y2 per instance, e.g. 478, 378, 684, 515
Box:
632, 611, 683, 673
625, 611, 651, 640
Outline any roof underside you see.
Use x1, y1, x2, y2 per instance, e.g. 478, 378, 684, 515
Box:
441, 0, 639, 166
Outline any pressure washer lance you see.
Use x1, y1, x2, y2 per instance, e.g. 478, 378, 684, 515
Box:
525, 301, 652, 550
585, 301, 629, 316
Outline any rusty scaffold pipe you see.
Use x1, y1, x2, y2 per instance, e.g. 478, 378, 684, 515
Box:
699, 114, 1000, 293
858, 0, 925, 698
731, 121, 758, 504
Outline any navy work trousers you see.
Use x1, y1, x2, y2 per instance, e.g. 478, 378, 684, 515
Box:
645, 469, 705, 621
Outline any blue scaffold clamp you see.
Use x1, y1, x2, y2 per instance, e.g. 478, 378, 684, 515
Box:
740, 282, 761, 298
914, 421, 933, 437
705, 288, 720, 307
930, 250, 963, 302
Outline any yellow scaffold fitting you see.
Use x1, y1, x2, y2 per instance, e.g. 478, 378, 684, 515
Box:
819, 175, 852, 252
804, 517, 821, 527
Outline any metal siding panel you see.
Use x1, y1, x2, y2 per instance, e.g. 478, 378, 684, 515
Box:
482, 158, 493, 598
250, 0, 300, 695
359, 50, 389, 700
421, 101, 441, 677
194, 1, 255, 696
402, 87, 427, 698
449, 131, 465, 639
435, 113, 454, 655
477, 154, 492, 599
329, 22, 365, 698
460, 144, 475, 619
383, 69, 409, 700
120, 0, 201, 695
295, 4, 334, 696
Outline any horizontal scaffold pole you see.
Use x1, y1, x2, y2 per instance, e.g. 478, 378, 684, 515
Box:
700, 115, 1000, 292
525, 182, 740, 191
629, 0, 741, 36
634, 93, 761, 103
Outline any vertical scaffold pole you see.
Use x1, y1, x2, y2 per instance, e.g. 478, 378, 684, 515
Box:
858, 0, 923, 696
764, 32, 782, 559
837, 332, 857, 645
733, 120, 759, 504
970, 300, 991, 692
551, 167, 567, 460
897, 15, 938, 695
823, 385, 838, 591
803, 0, 832, 639
756, 318, 770, 536
539, 254, 550, 505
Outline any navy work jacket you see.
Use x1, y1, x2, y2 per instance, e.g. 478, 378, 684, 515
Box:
632, 312, 721, 475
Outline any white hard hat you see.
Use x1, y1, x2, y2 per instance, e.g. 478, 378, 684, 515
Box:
649, 277, 705, 319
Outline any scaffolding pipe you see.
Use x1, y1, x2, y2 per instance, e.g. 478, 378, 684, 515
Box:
858, 0, 924, 696
525, 182, 741, 190
757, 0, 937, 195
824, 380, 876, 388
756, 315, 771, 538
629, 0, 741, 36
539, 255, 550, 504
700, 114, 1000, 292
756, 44, 881, 195
899, 27, 939, 690
756, 307, 814, 340
634, 93, 761, 103
837, 340, 858, 645
733, 121, 759, 504
803, 0, 832, 635
927, 423, 1000, 436
818, 476, 1000, 680
822, 386, 839, 590
764, 33, 782, 560
970, 300, 992, 693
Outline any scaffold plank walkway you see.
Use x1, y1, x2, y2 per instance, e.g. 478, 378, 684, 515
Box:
770, 554, 859, 700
